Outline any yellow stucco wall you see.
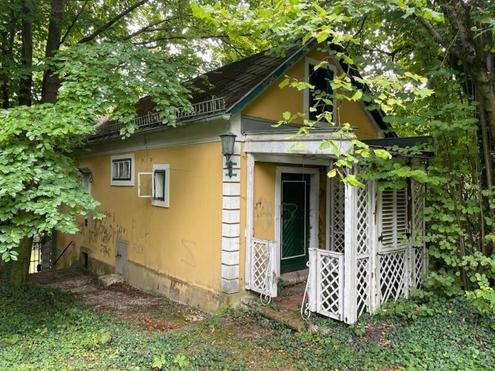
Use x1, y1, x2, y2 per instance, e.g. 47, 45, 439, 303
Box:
58, 141, 223, 294
242, 48, 380, 139
252, 162, 327, 246
253, 162, 277, 241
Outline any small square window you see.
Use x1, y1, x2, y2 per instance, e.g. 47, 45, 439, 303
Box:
110, 154, 134, 186
112, 158, 132, 181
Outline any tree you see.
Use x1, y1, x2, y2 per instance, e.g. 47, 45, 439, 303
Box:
193, 0, 495, 312
0, 0, 240, 285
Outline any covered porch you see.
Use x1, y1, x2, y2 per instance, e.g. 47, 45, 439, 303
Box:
243, 131, 428, 324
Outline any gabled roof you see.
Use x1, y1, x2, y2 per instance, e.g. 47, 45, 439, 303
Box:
94, 42, 394, 140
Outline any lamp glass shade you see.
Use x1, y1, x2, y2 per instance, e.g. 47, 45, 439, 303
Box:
219, 132, 236, 156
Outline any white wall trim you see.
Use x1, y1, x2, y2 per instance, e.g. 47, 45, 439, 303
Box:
83, 119, 230, 158
244, 153, 255, 290
220, 137, 242, 294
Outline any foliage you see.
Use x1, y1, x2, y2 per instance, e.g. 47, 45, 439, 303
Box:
1, 285, 494, 370
0, 42, 190, 260
0, 0, 258, 276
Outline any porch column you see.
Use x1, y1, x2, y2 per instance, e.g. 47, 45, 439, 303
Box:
343, 183, 358, 324
221, 142, 242, 294
368, 180, 380, 314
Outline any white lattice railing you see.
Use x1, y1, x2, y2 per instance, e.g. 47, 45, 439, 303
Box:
356, 182, 371, 317
303, 248, 344, 320
378, 245, 428, 305
250, 238, 277, 303
410, 245, 428, 288
378, 249, 408, 304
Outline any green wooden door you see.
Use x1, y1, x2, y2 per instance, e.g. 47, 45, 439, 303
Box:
280, 173, 310, 273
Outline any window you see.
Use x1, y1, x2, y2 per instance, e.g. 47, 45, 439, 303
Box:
305, 58, 336, 122
153, 170, 166, 201
137, 164, 170, 207
110, 153, 134, 186
80, 169, 92, 194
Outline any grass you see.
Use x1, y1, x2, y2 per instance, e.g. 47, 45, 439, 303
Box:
0, 284, 494, 370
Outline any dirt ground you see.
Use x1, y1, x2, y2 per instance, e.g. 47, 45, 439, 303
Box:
29, 268, 204, 331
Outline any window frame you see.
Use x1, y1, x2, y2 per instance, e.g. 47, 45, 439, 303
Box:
80, 168, 92, 195
303, 57, 338, 124
151, 164, 170, 208
110, 153, 135, 186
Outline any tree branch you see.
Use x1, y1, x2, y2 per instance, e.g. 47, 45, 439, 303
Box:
133, 34, 246, 46
122, 18, 175, 41
78, 0, 149, 43
59, 0, 91, 46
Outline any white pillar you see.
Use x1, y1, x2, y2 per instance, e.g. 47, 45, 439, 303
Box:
343, 183, 358, 324
244, 153, 255, 290
368, 180, 380, 313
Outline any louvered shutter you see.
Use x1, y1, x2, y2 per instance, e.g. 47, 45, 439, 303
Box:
379, 188, 408, 250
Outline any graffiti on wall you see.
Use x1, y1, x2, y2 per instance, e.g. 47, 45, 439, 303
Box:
78, 210, 127, 256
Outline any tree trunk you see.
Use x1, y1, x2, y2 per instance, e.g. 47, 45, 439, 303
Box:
1, 32, 10, 108
41, 0, 67, 103
2, 237, 33, 287
18, 0, 33, 106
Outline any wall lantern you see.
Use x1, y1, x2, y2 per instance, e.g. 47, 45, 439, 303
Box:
219, 132, 237, 178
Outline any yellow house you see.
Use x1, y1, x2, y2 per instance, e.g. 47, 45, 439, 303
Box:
57, 42, 429, 322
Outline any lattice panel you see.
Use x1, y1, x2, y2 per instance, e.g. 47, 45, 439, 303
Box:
316, 250, 343, 319
251, 239, 272, 296
329, 178, 345, 253
412, 181, 425, 241
356, 257, 369, 317
356, 183, 370, 256
411, 246, 427, 288
379, 250, 407, 304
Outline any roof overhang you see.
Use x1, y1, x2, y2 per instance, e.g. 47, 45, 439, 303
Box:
244, 130, 352, 157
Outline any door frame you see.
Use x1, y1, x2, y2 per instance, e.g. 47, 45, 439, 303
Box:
275, 166, 320, 277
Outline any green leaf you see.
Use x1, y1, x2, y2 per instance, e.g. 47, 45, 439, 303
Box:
374, 149, 392, 160
327, 168, 337, 178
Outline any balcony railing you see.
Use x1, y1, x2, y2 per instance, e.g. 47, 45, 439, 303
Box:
134, 96, 226, 129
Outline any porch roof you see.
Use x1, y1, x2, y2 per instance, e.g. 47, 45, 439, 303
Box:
244, 132, 434, 158
244, 130, 352, 158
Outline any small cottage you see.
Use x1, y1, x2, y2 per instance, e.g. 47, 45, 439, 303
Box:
57, 42, 429, 323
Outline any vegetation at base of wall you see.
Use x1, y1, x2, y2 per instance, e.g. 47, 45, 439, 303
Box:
1, 284, 493, 370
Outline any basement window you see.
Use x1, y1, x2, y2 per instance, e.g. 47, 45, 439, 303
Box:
111, 153, 134, 186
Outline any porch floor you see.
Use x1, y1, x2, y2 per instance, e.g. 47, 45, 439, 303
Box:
258, 282, 306, 332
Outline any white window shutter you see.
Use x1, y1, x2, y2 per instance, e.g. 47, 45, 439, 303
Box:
138, 172, 152, 198
395, 188, 408, 247
380, 189, 395, 249
379, 188, 408, 250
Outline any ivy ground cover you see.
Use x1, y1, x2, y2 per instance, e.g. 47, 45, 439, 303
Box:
0, 283, 493, 370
